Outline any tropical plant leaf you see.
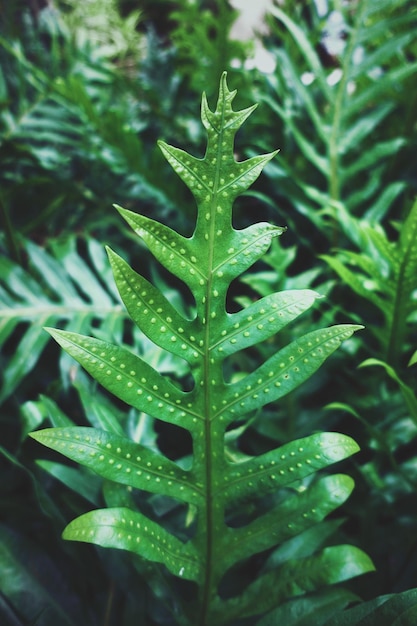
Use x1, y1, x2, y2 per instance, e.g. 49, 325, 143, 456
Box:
31, 427, 201, 505
322, 197, 417, 366
213, 545, 374, 624
265, 0, 417, 242
0, 235, 125, 404
323, 588, 417, 626
62, 507, 200, 582
256, 588, 359, 626
31, 73, 371, 625
359, 359, 417, 424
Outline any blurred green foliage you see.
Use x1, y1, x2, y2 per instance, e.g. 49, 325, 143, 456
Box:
1, 0, 417, 624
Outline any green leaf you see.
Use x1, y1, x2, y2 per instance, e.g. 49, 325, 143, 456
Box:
323, 197, 417, 366
63, 507, 200, 582
0, 235, 125, 403
338, 103, 395, 155
343, 63, 417, 119
262, 96, 328, 174
45, 328, 201, 431
0, 318, 51, 404
323, 588, 417, 626
73, 379, 126, 435
269, 6, 332, 101
36, 460, 101, 505
363, 181, 406, 223
359, 358, 417, 424
31, 73, 370, 624
0, 525, 87, 626
211, 289, 319, 357
222, 474, 355, 569
224, 325, 363, 421
39, 394, 76, 428
341, 138, 406, 180
268, 519, 346, 567
408, 350, 417, 367
222, 432, 359, 505
215, 545, 374, 623
107, 246, 199, 363
257, 589, 359, 626
30, 427, 202, 505
320, 254, 386, 312
114, 206, 204, 293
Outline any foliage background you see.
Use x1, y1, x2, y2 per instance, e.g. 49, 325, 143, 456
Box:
1, 0, 417, 624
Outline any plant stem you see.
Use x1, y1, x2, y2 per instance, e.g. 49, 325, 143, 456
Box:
385, 247, 410, 369
328, 0, 367, 245
198, 84, 229, 626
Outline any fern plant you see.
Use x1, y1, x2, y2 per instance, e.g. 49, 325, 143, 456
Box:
321, 199, 417, 596
30, 74, 373, 625
0, 235, 126, 404
0, 33, 175, 241
322, 198, 417, 371
261, 0, 417, 243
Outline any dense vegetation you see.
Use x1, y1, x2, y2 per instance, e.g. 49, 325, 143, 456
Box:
1, 1, 417, 624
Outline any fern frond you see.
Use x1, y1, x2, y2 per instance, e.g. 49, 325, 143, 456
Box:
266, 1, 417, 239
322, 198, 417, 367
31, 73, 372, 625
0, 236, 125, 404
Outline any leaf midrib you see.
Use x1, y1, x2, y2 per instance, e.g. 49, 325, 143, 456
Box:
199, 84, 229, 625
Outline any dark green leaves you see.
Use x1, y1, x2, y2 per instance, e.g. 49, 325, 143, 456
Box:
322, 198, 417, 366
214, 546, 374, 624
0, 236, 123, 403
324, 588, 417, 626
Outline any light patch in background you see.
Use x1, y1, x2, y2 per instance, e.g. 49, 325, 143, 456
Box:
229, 0, 348, 74
327, 68, 342, 86
229, 0, 276, 73
301, 72, 315, 86
322, 10, 346, 56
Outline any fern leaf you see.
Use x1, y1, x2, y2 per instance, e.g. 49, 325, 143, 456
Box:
266, 1, 417, 244
45, 328, 200, 430
31, 73, 371, 624
211, 289, 319, 357
321, 254, 387, 312
222, 432, 359, 505
215, 545, 374, 623
323, 587, 417, 626
0, 235, 126, 404
221, 474, 355, 569
62, 507, 200, 582
398, 198, 417, 314
107, 247, 199, 363
223, 325, 362, 421
30, 427, 202, 505
323, 198, 417, 366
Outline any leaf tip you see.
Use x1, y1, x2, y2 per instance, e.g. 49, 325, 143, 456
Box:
105, 245, 117, 260
44, 326, 60, 340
